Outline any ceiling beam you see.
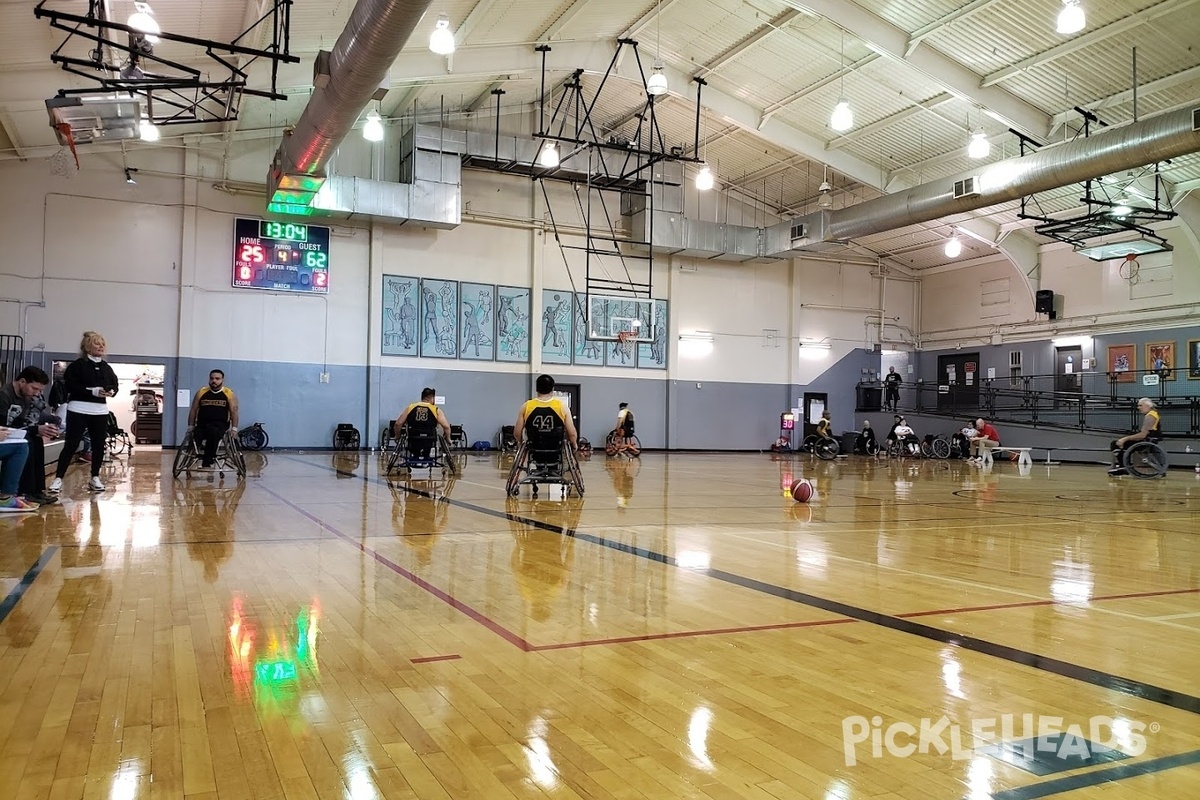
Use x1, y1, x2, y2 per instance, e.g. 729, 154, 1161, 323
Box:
1049, 64, 1200, 135
537, 0, 598, 42
759, 54, 881, 125
465, 80, 509, 113
384, 40, 889, 188
982, 0, 1200, 88
825, 93, 953, 150
455, 0, 504, 47
904, 0, 1005, 56
0, 112, 27, 159
622, 0, 690, 40
782, 0, 1052, 139
697, 9, 804, 77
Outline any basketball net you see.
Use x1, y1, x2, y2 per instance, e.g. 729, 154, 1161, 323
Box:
48, 123, 79, 179
616, 331, 636, 350
1119, 253, 1140, 283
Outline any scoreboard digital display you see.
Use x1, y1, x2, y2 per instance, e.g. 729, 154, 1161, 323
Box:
233, 218, 330, 293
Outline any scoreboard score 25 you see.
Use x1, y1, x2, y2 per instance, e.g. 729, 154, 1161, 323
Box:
233, 218, 330, 293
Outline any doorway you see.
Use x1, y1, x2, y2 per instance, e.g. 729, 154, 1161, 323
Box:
1054, 346, 1083, 407
936, 353, 980, 411
553, 383, 581, 435
802, 393, 827, 440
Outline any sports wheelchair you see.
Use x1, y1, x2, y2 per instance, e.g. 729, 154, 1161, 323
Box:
605, 428, 641, 457
505, 432, 585, 497
1118, 439, 1169, 479
172, 427, 246, 479
105, 411, 133, 457
449, 425, 468, 450
385, 425, 460, 477
800, 434, 839, 460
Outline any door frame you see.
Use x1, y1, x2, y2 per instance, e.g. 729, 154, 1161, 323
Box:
802, 393, 827, 440
554, 383, 582, 437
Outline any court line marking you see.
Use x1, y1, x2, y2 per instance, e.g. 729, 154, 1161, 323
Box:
990, 748, 1200, 800
411, 654, 462, 664
276, 456, 1200, 717
0, 547, 58, 625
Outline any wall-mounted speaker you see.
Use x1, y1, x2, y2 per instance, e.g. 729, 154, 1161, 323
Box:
1035, 289, 1054, 314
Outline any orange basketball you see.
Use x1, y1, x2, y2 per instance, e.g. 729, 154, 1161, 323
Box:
790, 479, 814, 503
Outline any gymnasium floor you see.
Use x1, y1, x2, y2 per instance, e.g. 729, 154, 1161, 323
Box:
1, 449, 1198, 800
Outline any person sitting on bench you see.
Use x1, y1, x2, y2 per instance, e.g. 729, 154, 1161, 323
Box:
968, 418, 1001, 464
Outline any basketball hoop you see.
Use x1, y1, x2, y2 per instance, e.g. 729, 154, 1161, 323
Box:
48, 123, 79, 179
616, 331, 636, 349
1119, 253, 1141, 283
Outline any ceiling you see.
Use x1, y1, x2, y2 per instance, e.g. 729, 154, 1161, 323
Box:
4, 0, 1200, 271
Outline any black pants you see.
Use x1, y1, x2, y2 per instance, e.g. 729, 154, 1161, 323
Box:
18, 434, 47, 495
56, 411, 108, 479
885, 387, 899, 410
195, 422, 227, 466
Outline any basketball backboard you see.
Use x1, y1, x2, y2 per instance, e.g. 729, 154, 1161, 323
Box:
46, 95, 141, 144
586, 294, 656, 342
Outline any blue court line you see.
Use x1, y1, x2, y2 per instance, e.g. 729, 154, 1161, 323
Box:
281, 456, 1200, 718
991, 749, 1200, 799
0, 547, 58, 625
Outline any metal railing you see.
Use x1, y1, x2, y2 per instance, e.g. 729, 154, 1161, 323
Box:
858, 369, 1200, 435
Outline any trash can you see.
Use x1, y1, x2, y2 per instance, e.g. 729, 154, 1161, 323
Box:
840, 431, 859, 454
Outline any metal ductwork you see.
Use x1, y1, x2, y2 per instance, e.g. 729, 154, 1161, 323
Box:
267, 0, 436, 204
804, 105, 1200, 248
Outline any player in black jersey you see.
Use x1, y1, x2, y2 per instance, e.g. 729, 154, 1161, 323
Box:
187, 370, 239, 468
394, 388, 451, 459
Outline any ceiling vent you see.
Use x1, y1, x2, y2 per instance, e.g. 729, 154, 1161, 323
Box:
953, 176, 980, 199
1193, 107, 1199, 132
790, 222, 806, 242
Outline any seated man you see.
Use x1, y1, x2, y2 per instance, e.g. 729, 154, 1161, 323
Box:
893, 418, 920, 455
188, 369, 239, 468
884, 414, 903, 449
953, 422, 977, 460
815, 410, 833, 440
0, 366, 60, 504
515, 374, 578, 463
854, 420, 876, 454
395, 388, 451, 459
968, 418, 1001, 463
1109, 397, 1161, 476
610, 402, 639, 456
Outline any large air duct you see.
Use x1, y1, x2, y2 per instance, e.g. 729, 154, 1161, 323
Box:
267, 0, 436, 202
812, 105, 1200, 246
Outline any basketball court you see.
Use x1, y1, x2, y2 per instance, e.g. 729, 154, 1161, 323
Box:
1, 451, 1197, 799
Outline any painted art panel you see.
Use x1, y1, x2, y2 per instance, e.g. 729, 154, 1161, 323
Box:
496, 285, 531, 363
637, 299, 668, 370
459, 282, 496, 361
540, 289, 573, 365
604, 297, 638, 368
572, 293, 604, 366
381, 275, 419, 356
419, 279, 459, 359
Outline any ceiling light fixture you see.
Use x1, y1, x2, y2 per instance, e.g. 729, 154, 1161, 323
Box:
1056, 0, 1085, 34
127, 2, 160, 43
363, 108, 384, 142
138, 117, 159, 142
829, 32, 853, 132
646, 0, 668, 96
968, 129, 990, 159
944, 236, 962, 258
695, 164, 714, 191
817, 166, 834, 208
537, 141, 560, 168
429, 14, 455, 55
1111, 197, 1133, 217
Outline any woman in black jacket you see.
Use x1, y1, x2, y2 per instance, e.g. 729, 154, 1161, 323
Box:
49, 331, 119, 493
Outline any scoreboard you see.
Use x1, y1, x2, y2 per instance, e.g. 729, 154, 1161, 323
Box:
233, 218, 330, 293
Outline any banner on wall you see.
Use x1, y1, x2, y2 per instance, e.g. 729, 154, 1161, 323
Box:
382, 275, 419, 356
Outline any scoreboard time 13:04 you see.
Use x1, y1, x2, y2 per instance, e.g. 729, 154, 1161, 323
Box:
233, 218, 330, 293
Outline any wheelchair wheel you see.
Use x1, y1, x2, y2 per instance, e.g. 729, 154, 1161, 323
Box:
815, 437, 839, 460
240, 426, 268, 451
1124, 441, 1168, 479
864, 439, 879, 456
172, 431, 193, 478
931, 438, 951, 459
887, 440, 904, 459
107, 433, 129, 456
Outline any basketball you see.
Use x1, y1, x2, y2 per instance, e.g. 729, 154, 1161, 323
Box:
790, 479, 814, 503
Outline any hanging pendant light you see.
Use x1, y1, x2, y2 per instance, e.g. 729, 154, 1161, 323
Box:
363, 109, 384, 142
695, 165, 714, 191
139, 117, 159, 142
1057, 0, 1085, 34
944, 236, 962, 258
429, 14, 455, 55
967, 129, 990, 159
537, 141, 560, 168
647, 64, 669, 96
829, 32, 852, 132
128, 2, 160, 43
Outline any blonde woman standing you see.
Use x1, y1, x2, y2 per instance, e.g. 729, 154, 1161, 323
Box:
48, 332, 119, 493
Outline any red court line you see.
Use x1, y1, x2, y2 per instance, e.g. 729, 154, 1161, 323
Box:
533, 616, 858, 651
411, 654, 462, 664
259, 484, 536, 652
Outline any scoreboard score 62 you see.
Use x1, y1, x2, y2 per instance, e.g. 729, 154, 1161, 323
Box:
233, 218, 330, 293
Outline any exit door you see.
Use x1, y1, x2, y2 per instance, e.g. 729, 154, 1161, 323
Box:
802, 393, 827, 439
937, 353, 980, 411
554, 383, 581, 435
1055, 346, 1083, 407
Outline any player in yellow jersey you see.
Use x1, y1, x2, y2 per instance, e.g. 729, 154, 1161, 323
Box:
515, 374, 578, 450
395, 388, 451, 459
188, 369, 238, 468
1109, 397, 1161, 476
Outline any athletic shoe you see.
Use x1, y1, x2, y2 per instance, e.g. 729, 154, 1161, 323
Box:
1107, 467, 1127, 476
48, 477, 63, 493
25, 493, 58, 506
0, 496, 37, 513
87, 477, 106, 492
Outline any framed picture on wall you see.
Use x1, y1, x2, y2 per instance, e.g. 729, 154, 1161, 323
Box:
1145, 341, 1176, 381
381, 275, 419, 356
571, 293, 604, 365
496, 285, 531, 363
419, 279, 459, 358
459, 282, 496, 361
1106, 344, 1135, 382
1189, 339, 1200, 380
637, 299, 668, 370
540, 289, 573, 365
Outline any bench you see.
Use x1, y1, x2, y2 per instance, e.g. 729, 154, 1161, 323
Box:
981, 446, 1032, 467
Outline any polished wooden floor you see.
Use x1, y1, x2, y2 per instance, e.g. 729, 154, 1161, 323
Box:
1, 448, 1198, 800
